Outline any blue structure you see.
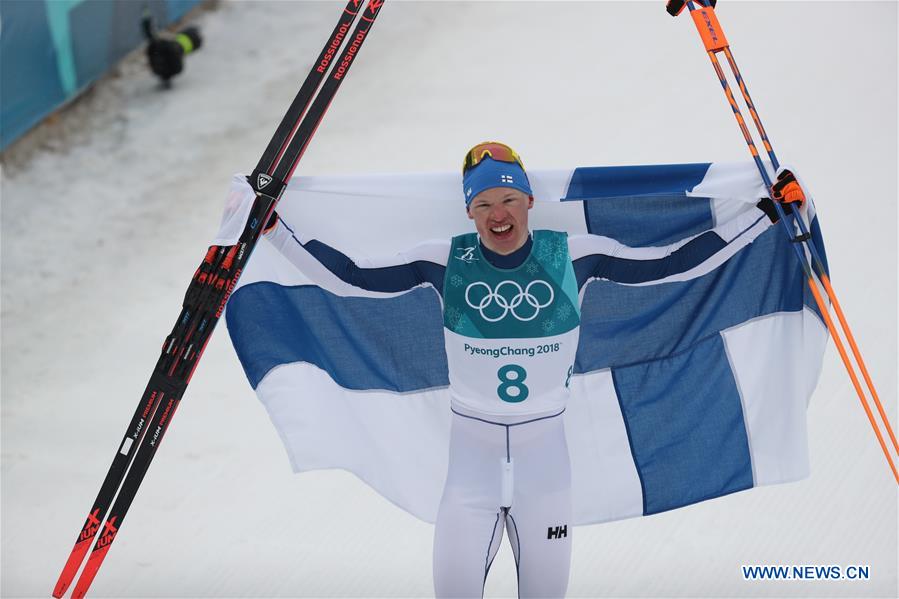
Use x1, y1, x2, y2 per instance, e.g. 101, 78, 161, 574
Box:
0, 0, 203, 150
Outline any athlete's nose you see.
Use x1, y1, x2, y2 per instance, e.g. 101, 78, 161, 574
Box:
488, 205, 510, 223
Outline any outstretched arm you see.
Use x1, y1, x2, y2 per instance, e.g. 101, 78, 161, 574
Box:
263, 214, 449, 298
568, 202, 774, 291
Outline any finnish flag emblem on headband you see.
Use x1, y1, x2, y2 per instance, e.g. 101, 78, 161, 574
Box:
461, 156, 532, 206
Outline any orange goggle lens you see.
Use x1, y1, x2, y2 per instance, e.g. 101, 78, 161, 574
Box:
462, 142, 525, 174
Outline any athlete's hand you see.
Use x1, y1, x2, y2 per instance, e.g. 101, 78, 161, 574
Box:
770, 169, 806, 206
263, 210, 279, 234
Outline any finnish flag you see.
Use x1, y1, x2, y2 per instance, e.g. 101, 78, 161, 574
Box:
214, 161, 828, 525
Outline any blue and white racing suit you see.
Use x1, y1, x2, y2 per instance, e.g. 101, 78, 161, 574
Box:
264, 217, 760, 598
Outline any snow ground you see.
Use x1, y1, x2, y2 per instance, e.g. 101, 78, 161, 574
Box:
1, 1, 896, 597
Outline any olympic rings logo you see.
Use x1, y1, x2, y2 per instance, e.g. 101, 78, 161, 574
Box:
464, 280, 554, 322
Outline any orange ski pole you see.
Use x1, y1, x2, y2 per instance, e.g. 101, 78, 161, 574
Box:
666, 0, 897, 482
717, 41, 898, 459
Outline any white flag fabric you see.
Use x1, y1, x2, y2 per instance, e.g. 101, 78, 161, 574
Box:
218, 161, 828, 525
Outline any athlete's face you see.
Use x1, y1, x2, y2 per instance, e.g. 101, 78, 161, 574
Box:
466, 187, 533, 255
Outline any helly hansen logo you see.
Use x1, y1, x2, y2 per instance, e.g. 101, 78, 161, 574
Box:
547, 525, 568, 539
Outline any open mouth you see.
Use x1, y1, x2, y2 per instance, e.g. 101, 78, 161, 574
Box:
489, 223, 514, 240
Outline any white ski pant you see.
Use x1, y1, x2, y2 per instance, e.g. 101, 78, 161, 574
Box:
433, 405, 572, 598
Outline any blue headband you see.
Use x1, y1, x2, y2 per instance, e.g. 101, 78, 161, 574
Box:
462, 157, 532, 207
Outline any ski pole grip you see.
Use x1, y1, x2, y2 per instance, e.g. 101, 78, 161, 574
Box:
690, 3, 728, 52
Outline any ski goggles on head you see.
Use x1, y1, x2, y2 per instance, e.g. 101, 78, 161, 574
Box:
462, 141, 526, 174
461, 142, 532, 206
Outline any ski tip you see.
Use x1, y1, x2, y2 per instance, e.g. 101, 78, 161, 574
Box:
53, 572, 71, 597
72, 543, 112, 599
54, 537, 95, 599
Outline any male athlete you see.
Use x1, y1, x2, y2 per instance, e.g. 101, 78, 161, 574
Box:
261, 142, 804, 597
